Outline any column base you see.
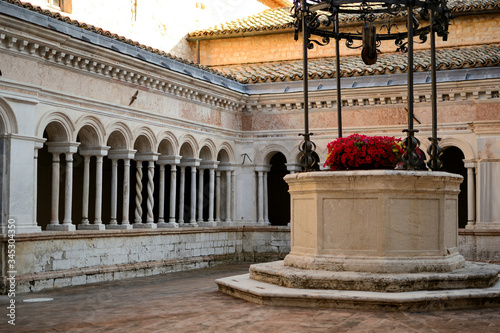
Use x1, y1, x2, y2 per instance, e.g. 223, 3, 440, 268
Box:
47, 224, 76, 231
133, 223, 157, 229
157, 222, 179, 228
78, 224, 105, 230
106, 224, 133, 230
198, 221, 217, 227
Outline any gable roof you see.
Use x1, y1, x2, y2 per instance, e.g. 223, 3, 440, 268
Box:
189, 0, 500, 39
211, 44, 500, 83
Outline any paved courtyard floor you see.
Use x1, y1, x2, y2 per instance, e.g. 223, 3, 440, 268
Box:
1, 263, 499, 332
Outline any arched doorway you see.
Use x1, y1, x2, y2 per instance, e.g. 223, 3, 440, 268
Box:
440, 146, 468, 228
268, 152, 290, 225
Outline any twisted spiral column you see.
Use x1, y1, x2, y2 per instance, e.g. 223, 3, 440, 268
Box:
134, 162, 143, 224
146, 161, 155, 224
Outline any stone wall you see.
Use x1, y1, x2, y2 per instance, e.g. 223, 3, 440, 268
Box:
3, 226, 290, 293
198, 14, 500, 66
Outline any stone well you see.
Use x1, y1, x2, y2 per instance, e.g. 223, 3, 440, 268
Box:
216, 171, 500, 310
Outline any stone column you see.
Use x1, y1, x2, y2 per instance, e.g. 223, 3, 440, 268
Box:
225, 170, 232, 223
257, 170, 264, 223
109, 158, 119, 226
80, 155, 91, 226
93, 155, 104, 229
215, 170, 221, 224
465, 161, 476, 229
208, 168, 216, 222
178, 165, 186, 225
79, 147, 109, 230
190, 165, 198, 226
231, 170, 236, 223
49, 152, 60, 228
107, 149, 135, 230
263, 170, 269, 225
62, 151, 74, 227
157, 155, 181, 228
46, 142, 79, 231
199, 161, 219, 227
197, 167, 204, 223
134, 153, 159, 229
157, 163, 166, 223
33, 141, 45, 230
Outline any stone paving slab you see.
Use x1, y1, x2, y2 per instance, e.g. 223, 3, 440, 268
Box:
1, 263, 500, 332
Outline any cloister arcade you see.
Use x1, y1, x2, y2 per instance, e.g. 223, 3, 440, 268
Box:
31, 112, 316, 231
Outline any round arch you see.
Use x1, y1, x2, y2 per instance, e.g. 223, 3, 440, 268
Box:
106, 122, 134, 150
0, 97, 18, 134
178, 134, 199, 158
217, 142, 235, 163
37, 111, 75, 142
259, 144, 290, 165
198, 138, 217, 160
157, 132, 179, 156
133, 127, 157, 153
75, 116, 106, 147
440, 137, 475, 160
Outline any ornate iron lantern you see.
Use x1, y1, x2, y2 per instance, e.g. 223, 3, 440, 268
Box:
292, 0, 451, 171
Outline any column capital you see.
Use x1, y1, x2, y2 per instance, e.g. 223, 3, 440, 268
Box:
46, 141, 80, 154
463, 160, 476, 169
180, 158, 201, 167
286, 163, 302, 173
201, 160, 220, 169
135, 152, 160, 162
108, 149, 136, 160
255, 164, 271, 172
157, 155, 182, 166
218, 163, 235, 172
79, 146, 110, 157
34, 138, 46, 150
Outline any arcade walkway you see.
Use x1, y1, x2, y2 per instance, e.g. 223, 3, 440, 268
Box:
1, 263, 499, 332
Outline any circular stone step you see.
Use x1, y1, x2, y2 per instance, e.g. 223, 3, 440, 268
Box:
249, 261, 500, 292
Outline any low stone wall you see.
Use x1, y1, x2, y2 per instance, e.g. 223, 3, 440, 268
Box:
1, 226, 290, 293
458, 229, 500, 262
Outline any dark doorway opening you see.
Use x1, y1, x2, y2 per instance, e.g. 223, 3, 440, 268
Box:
440, 146, 468, 228
267, 153, 290, 225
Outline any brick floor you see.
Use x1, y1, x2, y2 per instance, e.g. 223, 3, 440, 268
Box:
1, 263, 499, 332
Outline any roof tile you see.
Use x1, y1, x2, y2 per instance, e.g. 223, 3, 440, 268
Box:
211, 44, 500, 83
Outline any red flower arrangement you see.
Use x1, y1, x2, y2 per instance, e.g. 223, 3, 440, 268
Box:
324, 134, 404, 170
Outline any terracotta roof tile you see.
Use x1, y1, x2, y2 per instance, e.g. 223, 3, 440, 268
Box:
211, 44, 500, 83
189, 0, 500, 38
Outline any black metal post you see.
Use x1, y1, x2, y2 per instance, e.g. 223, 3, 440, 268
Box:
403, 2, 420, 169
427, 9, 443, 170
335, 10, 342, 138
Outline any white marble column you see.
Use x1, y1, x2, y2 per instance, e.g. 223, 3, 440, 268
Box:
78, 147, 109, 230
208, 168, 215, 222
257, 170, 264, 223
134, 153, 159, 229
107, 149, 136, 229
134, 161, 144, 226
33, 141, 44, 230
465, 161, 476, 229
225, 170, 232, 223
122, 158, 132, 228
215, 170, 221, 223
47, 142, 78, 231
263, 171, 269, 225
80, 155, 91, 226
49, 152, 60, 228
198, 161, 219, 227
157, 163, 166, 223
62, 151, 74, 227
93, 155, 105, 229
197, 167, 204, 223
109, 158, 119, 226
178, 166, 186, 225
169, 165, 178, 224
190, 166, 198, 226
231, 170, 236, 223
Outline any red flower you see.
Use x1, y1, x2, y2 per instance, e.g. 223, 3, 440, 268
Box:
324, 134, 404, 170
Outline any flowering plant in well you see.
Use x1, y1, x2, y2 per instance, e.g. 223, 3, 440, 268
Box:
324, 134, 404, 170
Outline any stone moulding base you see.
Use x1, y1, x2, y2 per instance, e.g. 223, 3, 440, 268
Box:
249, 260, 500, 292
283, 252, 466, 274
